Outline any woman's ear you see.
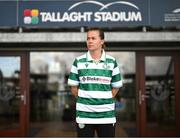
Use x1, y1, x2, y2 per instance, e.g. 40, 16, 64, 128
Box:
101, 40, 105, 45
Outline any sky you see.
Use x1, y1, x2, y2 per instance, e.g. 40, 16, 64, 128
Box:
30, 52, 136, 75
0, 52, 172, 78
30, 52, 172, 76
0, 57, 20, 77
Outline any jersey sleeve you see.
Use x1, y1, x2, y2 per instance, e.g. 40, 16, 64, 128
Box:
68, 58, 80, 86
111, 59, 123, 88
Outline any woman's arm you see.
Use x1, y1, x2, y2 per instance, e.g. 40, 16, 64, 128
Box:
70, 86, 78, 97
112, 88, 120, 98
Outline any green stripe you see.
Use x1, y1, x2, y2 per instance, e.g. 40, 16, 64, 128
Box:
79, 69, 112, 77
77, 110, 115, 118
69, 72, 79, 81
79, 84, 111, 91
73, 59, 78, 67
77, 57, 115, 64
111, 74, 121, 82
113, 60, 118, 68
78, 58, 86, 62
77, 97, 114, 105
106, 58, 115, 63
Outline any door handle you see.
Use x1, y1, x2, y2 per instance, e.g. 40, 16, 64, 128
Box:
16, 91, 26, 105
139, 90, 149, 105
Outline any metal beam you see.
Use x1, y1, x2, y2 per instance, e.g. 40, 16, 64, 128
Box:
0, 32, 180, 43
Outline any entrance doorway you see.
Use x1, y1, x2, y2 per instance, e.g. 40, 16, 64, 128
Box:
1, 51, 179, 137
136, 52, 180, 136
0, 52, 29, 137
29, 52, 136, 137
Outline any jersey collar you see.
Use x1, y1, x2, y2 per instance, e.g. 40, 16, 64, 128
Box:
86, 50, 106, 62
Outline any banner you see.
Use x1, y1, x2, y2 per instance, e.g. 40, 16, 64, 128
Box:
0, 1, 17, 27
0, 0, 180, 27
150, 0, 180, 26
19, 0, 148, 27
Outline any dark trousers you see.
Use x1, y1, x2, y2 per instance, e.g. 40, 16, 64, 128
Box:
77, 123, 115, 138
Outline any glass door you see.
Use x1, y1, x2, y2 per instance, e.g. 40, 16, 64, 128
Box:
0, 52, 29, 137
136, 52, 180, 137
29, 52, 137, 137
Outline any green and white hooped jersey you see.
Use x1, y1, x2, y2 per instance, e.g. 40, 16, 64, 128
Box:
68, 50, 123, 124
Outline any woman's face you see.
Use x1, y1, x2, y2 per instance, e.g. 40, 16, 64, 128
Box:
86, 30, 104, 51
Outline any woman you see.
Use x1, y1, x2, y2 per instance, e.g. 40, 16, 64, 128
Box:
68, 27, 123, 137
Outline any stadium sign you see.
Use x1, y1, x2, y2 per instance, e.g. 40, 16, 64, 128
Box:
19, 0, 147, 27
38, 1, 142, 23
0, 0, 180, 27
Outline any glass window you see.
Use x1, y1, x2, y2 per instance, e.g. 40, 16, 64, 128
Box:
30, 52, 136, 137
0, 57, 20, 130
145, 56, 175, 128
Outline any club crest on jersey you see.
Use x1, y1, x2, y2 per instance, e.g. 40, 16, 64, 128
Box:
103, 63, 110, 69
